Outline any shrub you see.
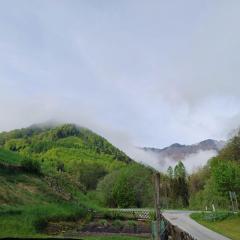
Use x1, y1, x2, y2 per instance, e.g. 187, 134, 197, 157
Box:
203, 211, 233, 222
127, 220, 137, 227
78, 162, 107, 190
97, 164, 154, 208
21, 157, 42, 175
34, 217, 48, 231
112, 219, 124, 230
98, 219, 108, 227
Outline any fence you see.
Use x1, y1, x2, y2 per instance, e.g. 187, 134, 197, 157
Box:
110, 209, 196, 240
109, 208, 153, 220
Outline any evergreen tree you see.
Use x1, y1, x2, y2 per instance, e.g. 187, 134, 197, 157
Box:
167, 166, 173, 178
173, 161, 189, 207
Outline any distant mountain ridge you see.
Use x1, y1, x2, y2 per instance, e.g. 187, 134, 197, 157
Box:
143, 139, 226, 162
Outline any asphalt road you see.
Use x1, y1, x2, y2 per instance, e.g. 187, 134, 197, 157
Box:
163, 210, 231, 240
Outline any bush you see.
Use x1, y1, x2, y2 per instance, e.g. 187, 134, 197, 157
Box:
78, 162, 107, 190
34, 217, 48, 231
191, 211, 234, 222
98, 219, 108, 227
203, 211, 233, 222
97, 164, 154, 208
21, 157, 42, 174
127, 220, 137, 227
112, 219, 124, 230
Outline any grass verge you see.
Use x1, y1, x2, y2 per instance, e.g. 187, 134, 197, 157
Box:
190, 212, 240, 240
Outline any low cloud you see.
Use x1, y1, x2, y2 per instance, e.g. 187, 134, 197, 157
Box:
179, 150, 217, 173
126, 148, 218, 174
0, 1, 240, 163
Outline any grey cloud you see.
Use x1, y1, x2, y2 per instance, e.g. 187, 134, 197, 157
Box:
0, 1, 240, 167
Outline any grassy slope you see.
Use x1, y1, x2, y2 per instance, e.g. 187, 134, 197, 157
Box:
0, 150, 147, 239
0, 148, 23, 165
0, 149, 92, 237
191, 212, 240, 240
0, 125, 135, 238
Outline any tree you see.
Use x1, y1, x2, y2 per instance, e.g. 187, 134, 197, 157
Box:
96, 170, 120, 207
97, 164, 154, 208
218, 131, 240, 162
173, 161, 189, 207
211, 159, 240, 195
174, 161, 186, 178
167, 166, 173, 179
189, 166, 210, 195
78, 162, 107, 190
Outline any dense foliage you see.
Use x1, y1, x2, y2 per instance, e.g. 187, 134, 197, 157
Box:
0, 124, 132, 190
0, 123, 155, 237
162, 162, 189, 208
189, 131, 240, 210
0, 123, 155, 209
96, 164, 154, 208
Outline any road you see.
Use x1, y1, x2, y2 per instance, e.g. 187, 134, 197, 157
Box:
163, 210, 231, 240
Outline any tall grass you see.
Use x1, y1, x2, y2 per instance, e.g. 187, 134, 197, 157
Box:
0, 203, 88, 237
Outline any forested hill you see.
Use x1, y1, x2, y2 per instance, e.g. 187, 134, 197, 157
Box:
0, 123, 154, 211
0, 123, 131, 171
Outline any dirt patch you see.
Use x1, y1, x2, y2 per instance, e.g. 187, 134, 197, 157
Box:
44, 219, 151, 237
17, 183, 38, 193
82, 219, 150, 234
65, 232, 150, 238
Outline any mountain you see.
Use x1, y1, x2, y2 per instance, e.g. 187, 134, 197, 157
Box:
0, 123, 131, 170
143, 139, 226, 162
0, 123, 134, 205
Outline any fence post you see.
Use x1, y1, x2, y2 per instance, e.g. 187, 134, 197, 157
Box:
155, 172, 161, 240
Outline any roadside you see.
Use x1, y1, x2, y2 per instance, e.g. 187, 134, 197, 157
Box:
191, 212, 240, 240
163, 210, 230, 240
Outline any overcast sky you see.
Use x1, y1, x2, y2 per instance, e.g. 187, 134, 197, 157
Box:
1, 0, 240, 149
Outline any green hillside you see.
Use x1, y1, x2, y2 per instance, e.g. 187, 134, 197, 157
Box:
0, 148, 24, 165
0, 124, 154, 238
0, 123, 131, 171
0, 148, 93, 237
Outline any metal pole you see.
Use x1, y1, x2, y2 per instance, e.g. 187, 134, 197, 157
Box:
233, 192, 239, 212
155, 172, 161, 240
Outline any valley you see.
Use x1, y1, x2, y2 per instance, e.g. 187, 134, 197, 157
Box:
0, 123, 239, 239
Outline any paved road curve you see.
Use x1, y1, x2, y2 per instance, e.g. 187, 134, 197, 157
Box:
163, 210, 231, 240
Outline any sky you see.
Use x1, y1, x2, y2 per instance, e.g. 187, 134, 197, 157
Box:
1, 0, 240, 154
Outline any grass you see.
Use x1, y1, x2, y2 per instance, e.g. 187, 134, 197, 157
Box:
0, 204, 149, 239
0, 158, 94, 238
0, 148, 23, 165
191, 212, 240, 240
0, 126, 144, 239
0, 203, 88, 238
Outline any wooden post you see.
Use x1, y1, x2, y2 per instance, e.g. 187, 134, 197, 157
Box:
229, 191, 235, 212
155, 172, 161, 240
233, 192, 239, 212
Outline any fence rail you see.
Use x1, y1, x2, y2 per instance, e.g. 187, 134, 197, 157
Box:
109, 208, 154, 220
